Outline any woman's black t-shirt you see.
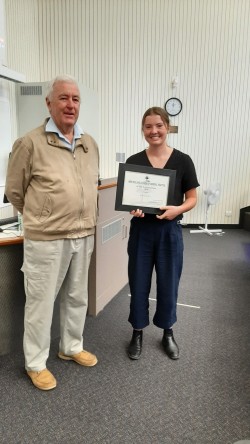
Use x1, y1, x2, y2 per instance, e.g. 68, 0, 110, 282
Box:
126, 148, 199, 220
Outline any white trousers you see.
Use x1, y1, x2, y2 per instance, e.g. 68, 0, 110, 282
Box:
22, 236, 94, 371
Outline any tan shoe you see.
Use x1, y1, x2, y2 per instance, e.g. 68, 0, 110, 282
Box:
58, 350, 98, 367
27, 369, 57, 391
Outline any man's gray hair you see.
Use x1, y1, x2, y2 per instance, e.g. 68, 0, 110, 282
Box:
46, 75, 80, 100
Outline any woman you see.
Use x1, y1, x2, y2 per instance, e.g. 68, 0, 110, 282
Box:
126, 106, 199, 360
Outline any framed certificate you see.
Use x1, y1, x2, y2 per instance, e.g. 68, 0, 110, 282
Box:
115, 163, 176, 214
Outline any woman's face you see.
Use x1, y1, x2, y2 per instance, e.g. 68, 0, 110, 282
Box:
143, 114, 168, 147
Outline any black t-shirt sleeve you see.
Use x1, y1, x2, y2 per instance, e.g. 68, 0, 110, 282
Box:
181, 154, 199, 193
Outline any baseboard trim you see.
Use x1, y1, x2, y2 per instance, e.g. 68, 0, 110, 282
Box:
182, 224, 240, 229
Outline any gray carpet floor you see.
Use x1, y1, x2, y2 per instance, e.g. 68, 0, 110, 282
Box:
0, 228, 250, 444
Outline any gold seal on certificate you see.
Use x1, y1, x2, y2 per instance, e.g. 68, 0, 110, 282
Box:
115, 163, 176, 215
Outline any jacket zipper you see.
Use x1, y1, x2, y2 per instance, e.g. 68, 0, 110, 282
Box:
72, 148, 84, 227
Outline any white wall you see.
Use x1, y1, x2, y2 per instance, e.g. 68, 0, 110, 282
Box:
4, 0, 250, 224
0, 80, 11, 215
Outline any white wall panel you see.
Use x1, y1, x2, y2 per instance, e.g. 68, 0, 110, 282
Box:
5, 0, 250, 224
5, 0, 39, 81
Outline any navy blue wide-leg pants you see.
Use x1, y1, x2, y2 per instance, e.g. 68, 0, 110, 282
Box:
127, 217, 184, 330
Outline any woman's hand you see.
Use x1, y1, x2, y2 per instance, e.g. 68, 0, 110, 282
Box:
156, 206, 180, 220
157, 189, 197, 220
130, 188, 197, 220
130, 209, 145, 218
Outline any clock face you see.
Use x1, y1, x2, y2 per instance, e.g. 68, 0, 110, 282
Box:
165, 98, 182, 116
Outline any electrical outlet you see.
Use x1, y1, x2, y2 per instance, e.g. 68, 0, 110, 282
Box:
225, 210, 232, 217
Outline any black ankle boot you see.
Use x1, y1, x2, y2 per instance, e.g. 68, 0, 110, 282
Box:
162, 329, 179, 360
128, 330, 143, 360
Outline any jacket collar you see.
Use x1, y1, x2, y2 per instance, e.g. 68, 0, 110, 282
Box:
43, 118, 89, 153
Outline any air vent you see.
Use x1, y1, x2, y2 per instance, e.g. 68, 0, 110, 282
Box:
20, 85, 43, 96
102, 218, 122, 244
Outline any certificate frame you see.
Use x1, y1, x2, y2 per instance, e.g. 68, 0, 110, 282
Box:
115, 163, 176, 215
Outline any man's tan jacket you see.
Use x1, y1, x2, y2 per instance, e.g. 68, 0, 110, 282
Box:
5, 121, 99, 240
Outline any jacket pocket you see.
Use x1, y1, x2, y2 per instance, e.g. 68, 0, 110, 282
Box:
36, 194, 53, 222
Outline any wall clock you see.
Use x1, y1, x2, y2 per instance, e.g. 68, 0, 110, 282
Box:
165, 97, 182, 116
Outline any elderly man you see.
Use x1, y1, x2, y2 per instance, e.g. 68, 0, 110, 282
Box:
5, 75, 99, 390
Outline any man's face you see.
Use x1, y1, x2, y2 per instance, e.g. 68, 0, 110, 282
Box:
46, 81, 81, 134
